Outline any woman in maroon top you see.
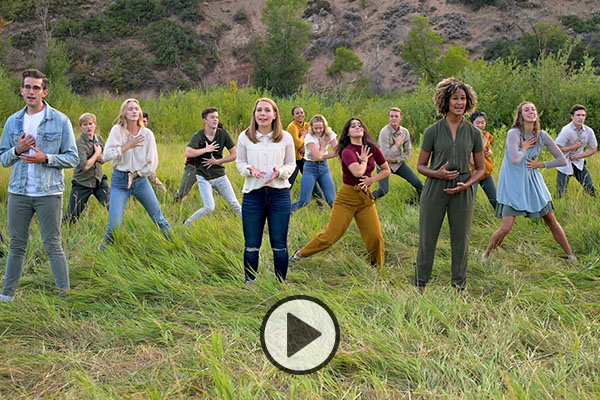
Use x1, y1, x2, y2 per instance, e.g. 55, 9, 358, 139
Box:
291, 118, 391, 266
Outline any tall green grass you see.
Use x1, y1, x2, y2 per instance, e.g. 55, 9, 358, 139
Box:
0, 137, 598, 398
0, 58, 599, 398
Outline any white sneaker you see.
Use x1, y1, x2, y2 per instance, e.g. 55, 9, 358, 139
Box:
0, 294, 14, 302
290, 249, 302, 261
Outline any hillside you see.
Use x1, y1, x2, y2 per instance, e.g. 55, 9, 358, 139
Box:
0, 0, 599, 94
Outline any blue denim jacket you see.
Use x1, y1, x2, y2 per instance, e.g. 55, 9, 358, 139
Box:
0, 102, 79, 195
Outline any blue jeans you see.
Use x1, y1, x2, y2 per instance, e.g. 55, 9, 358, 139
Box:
373, 162, 423, 200
242, 187, 291, 282
473, 175, 497, 209
103, 170, 172, 244
289, 158, 324, 202
187, 175, 241, 222
291, 160, 336, 211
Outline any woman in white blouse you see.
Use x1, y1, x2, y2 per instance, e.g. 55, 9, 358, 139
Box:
99, 98, 172, 250
236, 98, 296, 285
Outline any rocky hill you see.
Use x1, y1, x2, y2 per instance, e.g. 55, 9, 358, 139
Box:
1, 0, 598, 94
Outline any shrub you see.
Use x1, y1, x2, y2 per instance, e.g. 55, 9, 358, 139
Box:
53, 18, 84, 40
561, 15, 599, 34
84, 15, 121, 42
233, 8, 248, 24
98, 46, 153, 93
161, 0, 204, 22
10, 30, 37, 49
105, 0, 166, 25
326, 47, 363, 77
144, 19, 216, 76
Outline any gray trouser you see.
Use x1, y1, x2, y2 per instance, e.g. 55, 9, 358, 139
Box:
556, 163, 596, 198
2, 194, 69, 297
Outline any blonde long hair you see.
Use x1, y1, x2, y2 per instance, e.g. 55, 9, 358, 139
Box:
114, 98, 144, 129
245, 98, 283, 143
308, 114, 332, 138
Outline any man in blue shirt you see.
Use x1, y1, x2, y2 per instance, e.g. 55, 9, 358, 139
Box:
0, 69, 79, 301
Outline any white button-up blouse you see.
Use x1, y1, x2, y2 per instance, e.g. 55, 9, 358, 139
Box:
236, 130, 296, 193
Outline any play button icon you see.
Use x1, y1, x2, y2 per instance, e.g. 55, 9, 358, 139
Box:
261, 295, 340, 374
287, 313, 322, 357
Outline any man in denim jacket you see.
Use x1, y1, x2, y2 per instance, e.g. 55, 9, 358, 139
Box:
0, 69, 79, 301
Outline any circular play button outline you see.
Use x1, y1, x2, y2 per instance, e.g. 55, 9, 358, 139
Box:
260, 295, 340, 375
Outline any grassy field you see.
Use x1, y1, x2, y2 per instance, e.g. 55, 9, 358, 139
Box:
0, 138, 599, 399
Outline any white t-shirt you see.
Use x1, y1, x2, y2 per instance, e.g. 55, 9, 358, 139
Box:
23, 110, 46, 195
304, 131, 337, 161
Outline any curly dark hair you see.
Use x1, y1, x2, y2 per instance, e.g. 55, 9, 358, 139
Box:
433, 77, 477, 116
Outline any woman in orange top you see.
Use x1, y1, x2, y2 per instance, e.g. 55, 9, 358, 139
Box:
470, 111, 497, 209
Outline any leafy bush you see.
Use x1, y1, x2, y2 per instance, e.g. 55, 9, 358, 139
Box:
98, 46, 153, 93
83, 15, 121, 42
561, 15, 599, 34
161, 0, 204, 22
450, 0, 499, 10
485, 23, 574, 66
10, 30, 37, 49
53, 18, 84, 40
484, 38, 518, 61
105, 0, 166, 25
326, 46, 363, 77
232, 8, 248, 24
144, 19, 216, 76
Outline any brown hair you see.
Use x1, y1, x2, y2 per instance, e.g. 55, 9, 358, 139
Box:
202, 107, 218, 120
245, 98, 283, 143
22, 69, 49, 90
433, 77, 477, 116
512, 101, 541, 137
570, 104, 587, 115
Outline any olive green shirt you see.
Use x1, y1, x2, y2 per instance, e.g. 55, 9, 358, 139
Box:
73, 133, 105, 188
421, 118, 483, 181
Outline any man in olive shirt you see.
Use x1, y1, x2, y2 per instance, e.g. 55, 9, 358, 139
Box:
183, 108, 241, 226
65, 113, 109, 222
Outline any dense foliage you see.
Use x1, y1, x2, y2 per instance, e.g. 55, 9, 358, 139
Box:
251, 0, 311, 97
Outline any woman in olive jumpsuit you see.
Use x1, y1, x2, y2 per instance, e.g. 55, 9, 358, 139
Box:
415, 78, 485, 292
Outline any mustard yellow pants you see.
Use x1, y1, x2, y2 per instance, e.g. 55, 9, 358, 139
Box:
299, 184, 384, 266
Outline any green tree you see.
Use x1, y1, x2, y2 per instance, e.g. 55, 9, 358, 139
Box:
399, 16, 443, 84
437, 45, 471, 79
515, 23, 572, 63
251, 0, 310, 97
326, 46, 363, 79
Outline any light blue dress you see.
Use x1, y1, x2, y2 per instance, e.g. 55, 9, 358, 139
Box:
496, 128, 566, 217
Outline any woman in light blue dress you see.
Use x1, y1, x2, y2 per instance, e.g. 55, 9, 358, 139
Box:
484, 101, 576, 260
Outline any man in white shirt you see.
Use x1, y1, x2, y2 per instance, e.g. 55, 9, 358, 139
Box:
555, 104, 597, 198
